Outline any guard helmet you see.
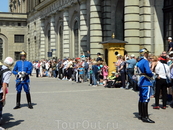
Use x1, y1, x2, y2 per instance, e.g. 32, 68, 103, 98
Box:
20, 50, 27, 56
139, 48, 149, 56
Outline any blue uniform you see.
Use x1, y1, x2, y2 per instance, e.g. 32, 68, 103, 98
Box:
137, 58, 153, 102
12, 60, 33, 93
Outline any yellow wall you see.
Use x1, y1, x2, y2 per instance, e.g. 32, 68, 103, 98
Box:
103, 43, 126, 76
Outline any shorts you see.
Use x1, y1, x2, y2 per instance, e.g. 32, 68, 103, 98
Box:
79, 74, 84, 79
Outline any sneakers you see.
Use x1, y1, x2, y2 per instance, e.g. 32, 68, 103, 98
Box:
153, 106, 160, 109
68, 79, 72, 81
92, 85, 97, 87
161, 106, 166, 109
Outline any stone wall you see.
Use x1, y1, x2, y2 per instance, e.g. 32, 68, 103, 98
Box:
0, 13, 27, 61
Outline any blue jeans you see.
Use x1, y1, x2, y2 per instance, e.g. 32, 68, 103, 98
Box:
150, 80, 155, 96
0, 93, 3, 118
92, 73, 97, 85
52, 70, 57, 78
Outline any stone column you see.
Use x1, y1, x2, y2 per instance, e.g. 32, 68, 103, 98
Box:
102, 0, 111, 41
124, 0, 140, 56
40, 19, 46, 59
139, 0, 153, 53
50, 15, 56, 58
63, 10, 70, 58
90, 0, 103, 58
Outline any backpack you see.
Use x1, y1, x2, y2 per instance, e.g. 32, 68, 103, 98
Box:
0, 65, 10, 88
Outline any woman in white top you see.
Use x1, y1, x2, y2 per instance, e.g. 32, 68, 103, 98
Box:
154, 56, 170, 109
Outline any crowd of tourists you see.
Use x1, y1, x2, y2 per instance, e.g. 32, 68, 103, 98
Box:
32, 52, 173, 107
31, 37, 173, 110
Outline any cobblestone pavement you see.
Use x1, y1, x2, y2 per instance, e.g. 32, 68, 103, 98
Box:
0, 75, 172, 130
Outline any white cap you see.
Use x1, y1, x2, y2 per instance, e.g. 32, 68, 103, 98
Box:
4, 57, 14, 65
131, 54, 135, 57
169, 51, 173, 55
117, 54, 121, 57
168, 37, 172, 40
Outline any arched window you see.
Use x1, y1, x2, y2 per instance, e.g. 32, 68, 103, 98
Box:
74, 21, 79, 57
28, 39, 30, 60
0, 38, 3, 60
59, 26, 63, 58
163, 0, 173, 50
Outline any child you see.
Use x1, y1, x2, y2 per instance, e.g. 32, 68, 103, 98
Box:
78, 65, 84, 83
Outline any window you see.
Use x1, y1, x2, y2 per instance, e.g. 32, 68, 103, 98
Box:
48, 30, 50, 52
0, 38, 3, 60
14, 35, 24, 43
15, 52, 20, 61
74, 21, 79, 58
34, 22, 36, 30
163, 0, 173, 50
18, 23, 21, 26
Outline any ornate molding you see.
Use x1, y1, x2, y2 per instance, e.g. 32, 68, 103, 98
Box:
28, 0, 82, 21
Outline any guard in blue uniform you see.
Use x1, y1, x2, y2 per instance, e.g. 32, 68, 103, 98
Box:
12, 50, 33, 109
137, 48, 155, 123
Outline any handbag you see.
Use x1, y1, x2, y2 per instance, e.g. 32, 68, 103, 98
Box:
162, 63, 171, 87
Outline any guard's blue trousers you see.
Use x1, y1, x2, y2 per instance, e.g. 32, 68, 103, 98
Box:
139, 86, 151, 102
16, 83, 30, 94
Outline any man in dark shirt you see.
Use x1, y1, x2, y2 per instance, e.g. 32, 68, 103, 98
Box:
96, 53, 103, 62
168, 37, 173, 52
86, 50, 91, 60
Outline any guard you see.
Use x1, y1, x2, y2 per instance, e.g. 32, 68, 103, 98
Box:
137, 48, 155, 123
12, 50, 33, 109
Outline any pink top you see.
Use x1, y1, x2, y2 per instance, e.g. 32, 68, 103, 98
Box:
102, 66, 108, 76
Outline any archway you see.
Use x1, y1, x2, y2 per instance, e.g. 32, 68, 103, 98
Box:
105, 49, 108, 65
115, 0, 124, 40
0, 38, 3, 60
74, 21, 79, 58
0, 34, 8, 60
163, 0, 173, 50
59, 26, 63, 58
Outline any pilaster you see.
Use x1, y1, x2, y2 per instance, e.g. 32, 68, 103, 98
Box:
90, 0, 103, 58
50, 15, 56, 58
63, 10, 70, 58
124, 0, 140, 55
40, 19, 45, 59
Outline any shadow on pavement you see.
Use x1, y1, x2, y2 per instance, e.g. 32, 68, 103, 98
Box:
133, 112, 139, 119
20, 103, 37, 108
1, 113, 24, 129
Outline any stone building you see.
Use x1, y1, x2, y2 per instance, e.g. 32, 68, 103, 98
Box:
0, 12, 27, 61
0, 0, 172, 61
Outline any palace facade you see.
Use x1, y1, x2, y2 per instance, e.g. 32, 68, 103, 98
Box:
0, 0, 172, 61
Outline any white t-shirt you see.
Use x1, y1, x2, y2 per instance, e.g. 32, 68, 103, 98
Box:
67, 61, 73, 68
63, 60, 69, 69
0, 65, 12, 93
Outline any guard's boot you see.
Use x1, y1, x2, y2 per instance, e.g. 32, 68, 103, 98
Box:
138, 102, 142, 120
141, 102, 155, 123
13, 93, 21, 109
26, 93, 33, 109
